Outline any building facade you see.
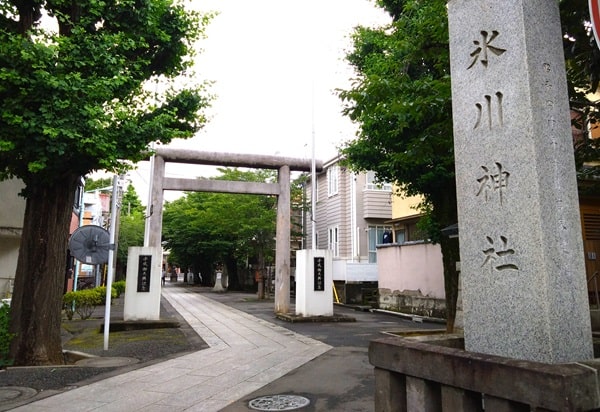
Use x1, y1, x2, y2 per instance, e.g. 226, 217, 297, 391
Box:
0, 179, 26, 300
0, 177, 92, 299
304, 156, 392, 304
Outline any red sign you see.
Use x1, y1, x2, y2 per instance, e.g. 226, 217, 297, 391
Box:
591, 0, 600, 48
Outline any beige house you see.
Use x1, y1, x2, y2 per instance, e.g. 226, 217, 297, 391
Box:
0, 179, 26, 300
304, 155, 392, 304
387, 191, 424, 243
0, 178, 87, 299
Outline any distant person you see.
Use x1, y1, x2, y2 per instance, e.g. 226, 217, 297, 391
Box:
382, 230, 393, 244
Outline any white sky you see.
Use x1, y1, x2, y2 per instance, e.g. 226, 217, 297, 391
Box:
125, 0, 391, 202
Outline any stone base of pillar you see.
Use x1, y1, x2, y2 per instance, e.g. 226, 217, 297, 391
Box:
370, 335, 600, 411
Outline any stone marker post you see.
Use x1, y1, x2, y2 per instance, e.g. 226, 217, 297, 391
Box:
275, 165, 291, 314
448, 0, 593, 363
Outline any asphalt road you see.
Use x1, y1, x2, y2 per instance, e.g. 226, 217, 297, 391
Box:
199, 290, 445, 412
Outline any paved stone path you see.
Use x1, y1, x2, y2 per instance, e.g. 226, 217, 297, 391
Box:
12, 286, 332, 411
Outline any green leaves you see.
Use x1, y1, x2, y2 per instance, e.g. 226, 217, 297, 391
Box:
0, 303, 15, 368
340, 0, 599, 234
0, 0, 213, 184
339, 0, 455, 237
162, 169, 278, 271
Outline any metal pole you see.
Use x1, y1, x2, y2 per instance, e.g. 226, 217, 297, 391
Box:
73, 184, 85, 293
103, 175, 119, 350
311, 117, 317, 250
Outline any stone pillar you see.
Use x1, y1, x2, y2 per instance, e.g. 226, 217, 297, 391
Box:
147, 154, 165, 248
275, 165, 290, 314
295, 249, 333, 316
213, 271, 226, 292
448, 0, 593, 363
123, 246, 162, 320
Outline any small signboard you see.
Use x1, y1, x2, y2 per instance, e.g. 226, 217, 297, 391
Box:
591, 0, 600, 48
137, 255, 152, 292
313, 257, 325, 291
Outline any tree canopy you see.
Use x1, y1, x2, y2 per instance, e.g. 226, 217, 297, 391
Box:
0, 0, 212, 187
117, 183, 145, 277
2, 0, 213, 365
339, 0, 459, 330
338, 0, 600, 331
83, 177, 112, 192
339, 0, 453, 237
561, 0, 600, 182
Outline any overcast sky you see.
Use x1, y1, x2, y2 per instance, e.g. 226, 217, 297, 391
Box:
128, 0, 391, 202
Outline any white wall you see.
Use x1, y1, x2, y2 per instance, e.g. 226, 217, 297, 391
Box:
377, 242, 445, 298
332, 260, 378, 282
0, 178, 25, 230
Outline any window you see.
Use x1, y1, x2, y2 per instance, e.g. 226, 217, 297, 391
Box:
366, 171, 392, 191
368, 225, 393, 263
328, 226, 339, 257
73, 184, 83, 213
327, 165, 339, 196
583, 212, 600, 240
395, 229, 406, 244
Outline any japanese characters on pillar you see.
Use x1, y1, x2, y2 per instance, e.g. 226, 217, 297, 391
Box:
448, 0, 592, 363
313, 257, 325, 291
452, 12, 520, 284
137, 254, 152, 292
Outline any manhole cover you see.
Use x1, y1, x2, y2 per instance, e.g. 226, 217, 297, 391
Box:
248, 394, 310, 411
0, 386, 38, 403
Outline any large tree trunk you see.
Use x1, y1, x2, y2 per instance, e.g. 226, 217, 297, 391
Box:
431, 184, 460, 333
440, 235, 460, 333
9, 174, 79, 366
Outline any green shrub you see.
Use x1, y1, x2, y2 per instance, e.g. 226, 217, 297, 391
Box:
0, 303, 15, 368
63, 289, 96, 319
112, 280, 126, 297
63, 291, 76, 320
96, 286, 118, 304
63, 286, 116, 320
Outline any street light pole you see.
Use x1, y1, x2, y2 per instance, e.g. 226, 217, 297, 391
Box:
103, 175, 120, 350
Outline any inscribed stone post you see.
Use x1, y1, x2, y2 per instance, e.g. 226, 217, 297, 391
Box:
448, 0, 593, 363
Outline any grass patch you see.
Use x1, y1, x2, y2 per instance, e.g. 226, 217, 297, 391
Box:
63, 322, 187, 351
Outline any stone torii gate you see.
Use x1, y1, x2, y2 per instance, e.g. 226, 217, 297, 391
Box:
145, 147, 322, 314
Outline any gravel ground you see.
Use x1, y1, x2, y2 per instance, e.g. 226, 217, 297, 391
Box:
0, 295, 207, 392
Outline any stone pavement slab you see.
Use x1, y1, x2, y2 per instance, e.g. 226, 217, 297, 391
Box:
10, 285, 332, 411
